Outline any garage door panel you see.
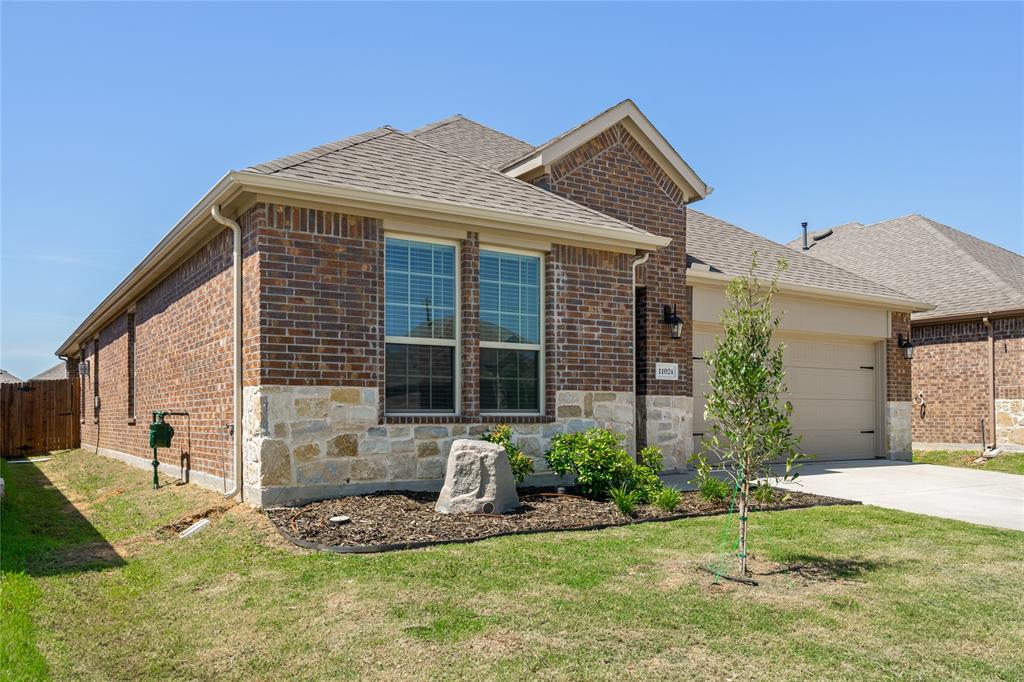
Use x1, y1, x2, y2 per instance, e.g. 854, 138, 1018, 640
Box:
797, 431, 875, 458
693, 331, 878, 462
785, 367, 875, 400
788, 397, 875, 430
783, 338, 875, 368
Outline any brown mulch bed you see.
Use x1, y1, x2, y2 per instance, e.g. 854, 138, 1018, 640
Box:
266, 487, 857, 553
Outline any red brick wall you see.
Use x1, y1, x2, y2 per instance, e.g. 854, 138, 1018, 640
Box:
912, 315, 1024, 444
544, 123, 690, 398
548, 244, 635, 393
887, 311, 912, 402
253, 202, 636, 411
80, 220, 261, 478
75, 197, 644, 478
254, 203, 383, 387
460, 232, 480, 418
993, 316, 1024, 401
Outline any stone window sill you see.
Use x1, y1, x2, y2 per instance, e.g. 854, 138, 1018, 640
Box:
384, 414, 555, 425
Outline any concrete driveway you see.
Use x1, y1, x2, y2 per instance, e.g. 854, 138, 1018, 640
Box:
774, 460, 1024, 531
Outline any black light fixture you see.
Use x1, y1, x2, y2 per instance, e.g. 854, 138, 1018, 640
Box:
897, 333, 914, 360
662, 304, 683, 340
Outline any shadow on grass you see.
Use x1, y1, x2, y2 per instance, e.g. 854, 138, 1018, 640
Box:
757, 555, 897, 581
1, 459, 125, 577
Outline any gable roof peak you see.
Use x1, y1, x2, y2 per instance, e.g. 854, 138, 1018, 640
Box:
501, 99, 711, 203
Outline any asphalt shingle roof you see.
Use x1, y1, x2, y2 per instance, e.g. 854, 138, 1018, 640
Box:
0, 369, 23, 384
244, 127, 645, 235
29, 363, 68, 381
787, 214, 1024, 320
687, 210, 913, 301
408, 115, 535, 170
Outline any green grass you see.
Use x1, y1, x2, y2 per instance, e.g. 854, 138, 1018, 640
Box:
914, 449, 1024, 475
3, 449, 1024, 681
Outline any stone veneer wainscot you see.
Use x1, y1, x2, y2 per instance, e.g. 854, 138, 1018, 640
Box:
243, 386, 636, 506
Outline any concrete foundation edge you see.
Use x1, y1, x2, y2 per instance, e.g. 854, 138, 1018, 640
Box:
89, 444, 230, 496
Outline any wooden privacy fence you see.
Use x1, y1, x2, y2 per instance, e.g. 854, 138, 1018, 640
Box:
0, 378, 80, 458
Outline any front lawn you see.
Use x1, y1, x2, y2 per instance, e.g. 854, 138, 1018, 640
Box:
3, 449, 1023, 680
914, 449, 1024, 475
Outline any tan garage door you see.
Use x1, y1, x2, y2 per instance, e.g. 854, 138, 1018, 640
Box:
693, 331, 879, 461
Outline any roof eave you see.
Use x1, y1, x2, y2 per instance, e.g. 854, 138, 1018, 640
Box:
237, 173, 671, 249
55, 172, 669, 357
55, 172, 244, 357
911, 306, 1024, 325
686, 265, 935, 313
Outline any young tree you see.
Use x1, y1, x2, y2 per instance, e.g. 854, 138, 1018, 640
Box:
692, 255, 804, 577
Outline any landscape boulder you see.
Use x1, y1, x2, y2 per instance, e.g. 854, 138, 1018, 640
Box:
435, 439, 520, 515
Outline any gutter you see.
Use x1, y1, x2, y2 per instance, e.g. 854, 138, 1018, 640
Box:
685, 265, 934, 313
56, 172, 669, 357
210, 205, 244, 500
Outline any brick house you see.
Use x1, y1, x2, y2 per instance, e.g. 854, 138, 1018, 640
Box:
57, 100, 927, 506
791, 214, 1024, 450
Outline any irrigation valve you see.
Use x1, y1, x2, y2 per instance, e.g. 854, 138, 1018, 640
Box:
148, 411, 188, 489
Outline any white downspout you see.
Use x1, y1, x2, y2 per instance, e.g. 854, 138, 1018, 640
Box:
983, 317, 996, 449
211, 205, 244, 500
631, 252, 650, 455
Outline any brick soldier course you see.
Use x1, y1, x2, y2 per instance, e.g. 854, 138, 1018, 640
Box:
59, 100, 927, 506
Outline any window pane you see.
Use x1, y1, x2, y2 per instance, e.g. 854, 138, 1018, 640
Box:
480, 250, 540, 346
386, 238, 456, 341
386, 343, 455, 413
480, 348, 539, 412
385, 304, 408, 337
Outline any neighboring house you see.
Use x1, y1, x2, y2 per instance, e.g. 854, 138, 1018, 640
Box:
56, 100, 927, 506
789, 215, 1024, 450
29, 363, 69, 381
0, 369, 23, 384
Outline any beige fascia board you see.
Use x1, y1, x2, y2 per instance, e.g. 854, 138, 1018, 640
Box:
503, 100, 712, 202
686, 267, 934, 313
56, 171, 669, 357
911, 306, 1024, 326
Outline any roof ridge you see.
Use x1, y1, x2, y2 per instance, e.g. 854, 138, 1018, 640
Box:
248, 127, 393, 176
395, 129, 645, 235
689, 209, 915, 300
406, 115, 465, 137
914, 216, 1024, 306
408, 114, 533, 147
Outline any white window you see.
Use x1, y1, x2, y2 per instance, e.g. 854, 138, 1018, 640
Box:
479, 249, 542, 413
384, 237, 458, 414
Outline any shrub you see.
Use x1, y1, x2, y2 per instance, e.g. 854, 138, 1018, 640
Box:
480, 424, 534, 484
609, 485, 642, 517
652, 486, 683, 512
696, 474, 732, 503
752, 482, 775, 505
545, 428, 664, 501
545, 428, 633, 499
629, 446, 665, 502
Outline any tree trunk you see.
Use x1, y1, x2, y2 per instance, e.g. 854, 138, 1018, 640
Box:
738, 474, 749, 576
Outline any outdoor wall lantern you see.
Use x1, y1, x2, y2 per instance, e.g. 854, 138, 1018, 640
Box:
897, 333, 915, 360
662, 304, 684, 340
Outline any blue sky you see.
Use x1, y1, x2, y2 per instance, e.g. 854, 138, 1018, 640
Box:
2, 1, 1021, 379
